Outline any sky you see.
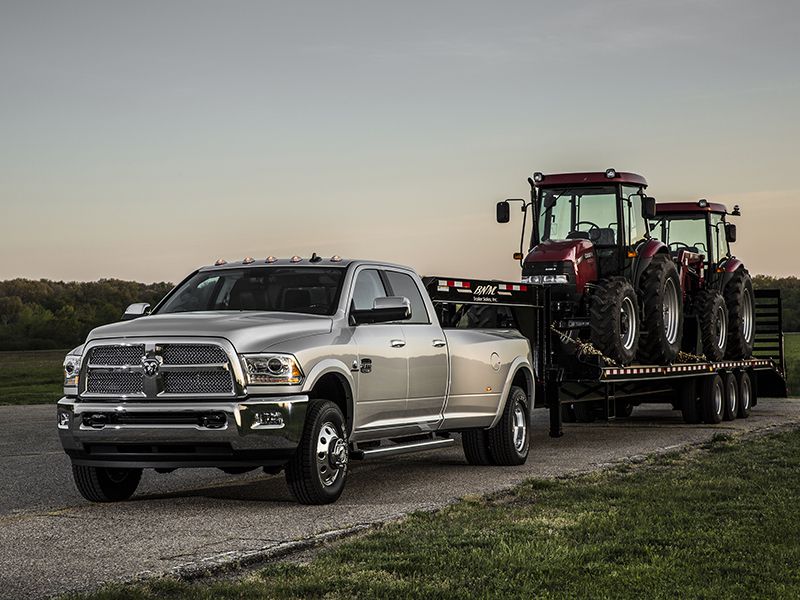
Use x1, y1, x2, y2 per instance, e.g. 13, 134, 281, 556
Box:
1, 0, 799, 283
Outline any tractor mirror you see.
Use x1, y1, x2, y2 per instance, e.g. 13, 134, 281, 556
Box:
641, 196, 657, 219
725, 223, 737, 243
496, 201, 510, 223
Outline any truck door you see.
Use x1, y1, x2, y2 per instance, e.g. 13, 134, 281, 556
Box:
384, 270, 449, 424
349, 268, 409, 431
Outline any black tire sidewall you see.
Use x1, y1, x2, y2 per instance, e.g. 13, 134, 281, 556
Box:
638, 255, 683, 364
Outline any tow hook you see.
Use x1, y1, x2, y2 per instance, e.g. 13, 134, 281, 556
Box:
201, 413, 226, 429
82, 414, 108, 429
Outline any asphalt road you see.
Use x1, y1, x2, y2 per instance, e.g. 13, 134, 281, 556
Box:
2, 398, 800, 600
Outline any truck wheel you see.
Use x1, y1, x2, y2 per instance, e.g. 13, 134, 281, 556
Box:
677, 379, 701, 424
722, 372, 738, 421
700, 374, 724, 424
590, 277, 640, 366
462, 429, 494, 465
71, 464, 142, 502
638, 255, 683, 365
285, 400, 348, 505
488, 386, 530, 466
737, 371, 753, 418
724, 269, 755, 359
697, 290, 728, 362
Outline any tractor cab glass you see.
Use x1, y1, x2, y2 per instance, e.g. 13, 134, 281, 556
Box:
538, 186, 619, 245
654, 216, 708, 257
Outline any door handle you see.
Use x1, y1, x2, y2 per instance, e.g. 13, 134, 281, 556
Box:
390, 339, 406, 348
432, 339, 446, 348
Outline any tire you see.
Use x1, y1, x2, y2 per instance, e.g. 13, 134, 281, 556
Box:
677, 379, 701, 424
724, 269, 755, 359
573, 402, 596, 423
700, 374, 724, 424
285, 400, 348, 505
697, 290, 728, 362
722, 372, 738, 421
615, 400, 634, 418
487, 386, 530, 466
462, 429, 494, 465
638, 254, 683, 365
737, 371, 753, 418
561, 404, 577, 423
590, 277, 640, 366
71, 464, 142, 502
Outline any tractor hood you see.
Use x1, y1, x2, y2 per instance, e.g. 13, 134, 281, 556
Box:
525, 239, 594, 265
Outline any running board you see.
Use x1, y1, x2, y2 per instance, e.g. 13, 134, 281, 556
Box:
351, 437, 455, 460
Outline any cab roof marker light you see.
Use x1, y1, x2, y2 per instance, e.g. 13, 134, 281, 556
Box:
214, 258, 227, 266
605, 168, 617, 179
290, 255, 302, 263
330, 255, 342, 262
265, 256, 278, 263
533, 172, 544, 183
242, 256, 255, 264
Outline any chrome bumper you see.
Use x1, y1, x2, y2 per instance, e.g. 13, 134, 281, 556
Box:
56, 396, 308, 468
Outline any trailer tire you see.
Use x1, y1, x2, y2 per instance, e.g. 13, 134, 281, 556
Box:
615, 401, 635, 418
285, 400, 348, 505
697, 290, 728, 362
561, 404, 577, 423
722, 372, 738, 421
590, 277, 640, 366
638, 255, 683, 365
462, 429, 494, 465
488, 386, 530, 466
573, 402, 596, 423
678, 379, 701, 424
737, 371, 753, 418
724, 269, 755, 359
701, 374, 724, 424
71, 464, 142, 502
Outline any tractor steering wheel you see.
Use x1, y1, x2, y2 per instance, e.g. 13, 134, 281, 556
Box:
573, 220, 601, 233
669, 241, 691, 252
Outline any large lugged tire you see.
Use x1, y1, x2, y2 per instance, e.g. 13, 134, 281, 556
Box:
638, 254, 683, 365
285, 400, 348, 505
677, 379, 701, 424
722, 372, 738, 421
737, 370, 753, 418
724, 269, 755, 359
590, 277, 640, 366
697, 290, 728, 362
462, 429, 494, 465
487, 386, 530, 466
700, 374, 724, 424
71, 465, 142, 502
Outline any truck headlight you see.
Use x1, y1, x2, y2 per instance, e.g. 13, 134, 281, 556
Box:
63, 353, 82, 388
240, 354, 304, 385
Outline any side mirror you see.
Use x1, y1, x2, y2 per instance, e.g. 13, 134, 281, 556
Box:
496, 201, 510, 223
641, 196, 657, 220
725, 223, 737, 243
122, 303, 151, 321
351, 297, 411, 325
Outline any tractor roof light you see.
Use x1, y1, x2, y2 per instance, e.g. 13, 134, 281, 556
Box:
698, 198, 709, 208
605, 168, 617, 179
533, 172, 544, 183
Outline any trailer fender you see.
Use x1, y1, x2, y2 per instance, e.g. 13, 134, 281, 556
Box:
489, 358, 534, 429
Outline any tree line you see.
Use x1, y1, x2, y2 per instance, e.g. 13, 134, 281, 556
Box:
0, 275, 797, 352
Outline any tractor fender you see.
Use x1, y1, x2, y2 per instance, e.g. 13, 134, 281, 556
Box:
632, 239, 670, 289
719, 258, 745, 291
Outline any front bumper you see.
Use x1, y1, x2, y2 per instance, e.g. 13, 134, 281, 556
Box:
57, 396, 308, 468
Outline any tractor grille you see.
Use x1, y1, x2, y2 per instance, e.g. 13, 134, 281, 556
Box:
83, 342, 235, 399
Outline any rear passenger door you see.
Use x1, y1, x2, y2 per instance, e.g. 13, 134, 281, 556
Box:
384, 269, 449, 424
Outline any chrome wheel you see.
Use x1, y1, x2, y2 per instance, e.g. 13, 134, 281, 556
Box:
662, 278, 680, 344
741, 376, 751, 410
742, 288, 754, 343
512, 402, 527, 453
620, 296, 637, 351
316, 421, 347, 487
714, 384, 723, 416
715, 303, 728, 351
727, 379, 738, 416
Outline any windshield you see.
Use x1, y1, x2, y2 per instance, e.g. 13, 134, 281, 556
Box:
538, 186, 619, 245
654, 216, 709, 256
157, 267, 345, 316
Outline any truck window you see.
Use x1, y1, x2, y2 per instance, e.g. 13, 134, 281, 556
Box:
384, 271, 429, 324
351, 269, 387, 311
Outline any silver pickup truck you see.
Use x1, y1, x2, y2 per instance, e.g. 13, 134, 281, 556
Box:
57, 257, 534, 504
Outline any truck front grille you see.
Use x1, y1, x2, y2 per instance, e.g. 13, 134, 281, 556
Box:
85, 371, 144, 395
88, 345, 145, 366
162, 371, 233, 394
161, 344, 227, 365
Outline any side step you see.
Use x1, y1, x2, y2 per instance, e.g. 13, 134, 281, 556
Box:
351, 437, 455, 460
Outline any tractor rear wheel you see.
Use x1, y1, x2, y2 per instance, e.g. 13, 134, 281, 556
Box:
697, 290, 728, 362
589, 277, 640, 366
724, 269, 755, 359
638, 254, 683, 365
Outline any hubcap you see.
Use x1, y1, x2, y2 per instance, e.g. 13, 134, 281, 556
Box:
742, 288, 754, 343
316, 421, 346, 487
714, 384, 723, 416
742, 378, 751, 410
728, 381, 737, 415
662, 278, 680, 344
715, 304, 727, 350
620, 296, 637, 350
512, 402, 527, 453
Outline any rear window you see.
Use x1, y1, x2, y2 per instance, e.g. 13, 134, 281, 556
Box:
434, 303, 517, 329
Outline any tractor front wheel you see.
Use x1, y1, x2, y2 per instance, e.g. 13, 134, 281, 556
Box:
638, 254, 683, 365
697, 290, 728, 362
589, 277, 640, 366
724, 269, 755, 359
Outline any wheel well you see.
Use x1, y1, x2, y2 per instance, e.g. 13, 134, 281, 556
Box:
309, 372, 353, 431
511, 367, 533, 404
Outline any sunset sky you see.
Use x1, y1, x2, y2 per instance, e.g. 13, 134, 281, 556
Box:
1, 1, 799, 283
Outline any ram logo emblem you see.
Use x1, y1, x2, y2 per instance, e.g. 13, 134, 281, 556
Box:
141, 356, 162, 378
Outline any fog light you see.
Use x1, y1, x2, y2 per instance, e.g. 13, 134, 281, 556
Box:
57, 410, 71, 429
252, 410, 284, 429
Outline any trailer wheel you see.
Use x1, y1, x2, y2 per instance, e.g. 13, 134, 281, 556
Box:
572, 402, 596, 423
285, 400, 348, 505
638, 254, 683, 365
488, 386, 530, 466
697, 290, 728, 362
462, 429, 494, 465
724, 269, 755, 359
71, 465, 142, 502
615, 401, 634, 418
561, 404, 577, 423
722, 372, 738, 421
737, 371, 753, 418
590, 277, 640, 366
678, 379, 701, 424
700, 374, 724, 424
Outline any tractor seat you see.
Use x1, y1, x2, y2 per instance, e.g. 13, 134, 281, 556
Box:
589, 228, 616, 246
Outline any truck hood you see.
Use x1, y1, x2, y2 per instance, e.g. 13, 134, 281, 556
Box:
86, 312, 333, 353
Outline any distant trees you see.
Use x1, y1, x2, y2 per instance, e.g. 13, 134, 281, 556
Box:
0, 279, 173, 351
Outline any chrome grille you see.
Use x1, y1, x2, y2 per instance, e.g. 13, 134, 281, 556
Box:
161, 344, 227, 365
85, 371, 144, 395
89, 345, 144, 366
162, 371, 233, 394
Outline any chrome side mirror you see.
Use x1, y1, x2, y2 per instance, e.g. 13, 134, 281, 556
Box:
351, 297, 411, 325
121, 303, 151, 321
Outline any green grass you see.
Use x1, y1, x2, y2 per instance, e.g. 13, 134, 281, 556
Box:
785, 333, 799, 395
0, 349, 66, 405
68, 429, 800, 600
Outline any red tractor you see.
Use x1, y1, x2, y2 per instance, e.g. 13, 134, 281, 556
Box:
497, 169, 683, 366
649, 200, 755, 361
